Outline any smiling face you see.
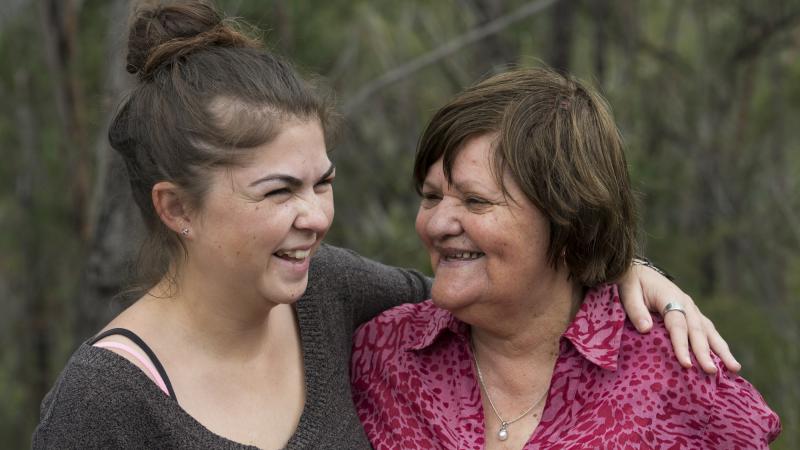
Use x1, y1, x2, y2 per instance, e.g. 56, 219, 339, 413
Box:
415, 134, 569, 318
186, 119, 334, 306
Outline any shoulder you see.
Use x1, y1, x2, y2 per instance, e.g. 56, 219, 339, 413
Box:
311, 243, 431, 283
616, 317, 723, 398
354, 300, 439, 347
306, 244, 371, 297
33, 343, 171, 448
39, 343, 147, 412
306, 243, 431, 316
351, 301, 440, 371
309, 243, 362, 274
311, 243, 428, 286
308, 243, 379, 289
614, 317, 781, 446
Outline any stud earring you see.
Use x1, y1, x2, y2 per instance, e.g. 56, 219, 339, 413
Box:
180, 227, 190, 237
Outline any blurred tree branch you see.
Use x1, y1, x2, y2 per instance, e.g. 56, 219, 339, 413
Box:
343, 0, 558, 116
731, 8, 800, 63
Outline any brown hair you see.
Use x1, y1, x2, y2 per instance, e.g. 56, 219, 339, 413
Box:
413, 67, 637, 286
109, 0, 337, 297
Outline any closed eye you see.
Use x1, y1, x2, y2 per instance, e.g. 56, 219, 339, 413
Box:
314, 176, 334, 192
314, 165, 336, 191
265, 187, 291, 198
465, 196, 489, 205
420, 191, 442, 208
316, 175, 335, 187
464, 196, 494, 212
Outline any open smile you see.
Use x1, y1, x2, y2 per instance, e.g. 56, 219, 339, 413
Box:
443, 251, 484, 261
272, 245, 317, 275
274, 248, 311, 262
438, 247, 486, 264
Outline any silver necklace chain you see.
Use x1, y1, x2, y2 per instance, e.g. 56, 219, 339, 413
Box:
470, 338, 549, 442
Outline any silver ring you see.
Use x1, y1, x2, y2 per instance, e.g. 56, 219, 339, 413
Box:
662, 301, 686, 318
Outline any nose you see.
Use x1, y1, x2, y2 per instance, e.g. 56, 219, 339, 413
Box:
418, 198, 463, 242
294, 193, 333, 234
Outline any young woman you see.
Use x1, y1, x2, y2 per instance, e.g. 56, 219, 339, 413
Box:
33, 2, 738, 449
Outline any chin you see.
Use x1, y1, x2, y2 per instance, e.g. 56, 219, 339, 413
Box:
430, 282, 480, 313
259, 278, 309, 306
281, 284, 309, 304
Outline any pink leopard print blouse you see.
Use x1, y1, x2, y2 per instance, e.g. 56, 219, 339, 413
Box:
351, 284, 780, 449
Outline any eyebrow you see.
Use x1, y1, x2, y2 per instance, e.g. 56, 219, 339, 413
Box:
248, 163, 336, 188
421, 181, 439, 191
421, 179, 482, 191
453, 180, 492, 192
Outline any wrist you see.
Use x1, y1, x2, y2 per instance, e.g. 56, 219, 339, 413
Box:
632, 256, 674, 281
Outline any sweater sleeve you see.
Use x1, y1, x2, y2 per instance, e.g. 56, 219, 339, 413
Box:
702, 368, 781, 448
308, 244, 432, 329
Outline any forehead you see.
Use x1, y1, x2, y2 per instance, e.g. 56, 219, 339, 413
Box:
433, 133, 502, 186
223, 119, 330, 180
428, 134, 537, 211
453, 134, 495, 168
248, 119, 327, 161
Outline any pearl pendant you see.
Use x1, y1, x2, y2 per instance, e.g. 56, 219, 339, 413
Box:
498, 423, 509, 441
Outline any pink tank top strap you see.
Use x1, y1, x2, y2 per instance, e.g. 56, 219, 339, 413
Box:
94, 341, 171, 396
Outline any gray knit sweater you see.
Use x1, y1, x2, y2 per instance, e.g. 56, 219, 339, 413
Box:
32, 244, 431, 449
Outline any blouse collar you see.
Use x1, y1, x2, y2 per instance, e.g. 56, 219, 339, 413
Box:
405, 284, 625, 371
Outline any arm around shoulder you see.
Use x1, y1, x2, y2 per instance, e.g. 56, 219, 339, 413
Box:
309, 244, 432, 327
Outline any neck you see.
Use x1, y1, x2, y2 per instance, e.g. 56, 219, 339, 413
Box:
466, 276, 583, 394
471, 282, 582, 358
146, 266, 292, 363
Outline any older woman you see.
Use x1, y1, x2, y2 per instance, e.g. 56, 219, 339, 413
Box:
351, 68, 781, 449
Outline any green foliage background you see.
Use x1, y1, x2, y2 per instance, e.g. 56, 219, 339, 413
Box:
1, 0, 798, 447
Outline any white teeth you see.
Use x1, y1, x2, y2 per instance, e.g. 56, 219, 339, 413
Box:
276, 249, 310, 259
447, 251, 483, 260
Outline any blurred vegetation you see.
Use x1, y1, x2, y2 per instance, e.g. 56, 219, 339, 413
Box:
1, 0, 798, 447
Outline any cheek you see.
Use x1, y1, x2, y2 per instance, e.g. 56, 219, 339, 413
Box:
323, 193, 335, 223
315, 193, 335, 237
414, 207, 429, 243
505, 227, 550, 273
244, 204, 290, 244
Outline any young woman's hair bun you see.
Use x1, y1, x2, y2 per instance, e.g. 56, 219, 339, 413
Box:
126, 0, 260, 80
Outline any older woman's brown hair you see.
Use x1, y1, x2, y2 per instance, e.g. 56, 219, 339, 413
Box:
413, 67, 637, 286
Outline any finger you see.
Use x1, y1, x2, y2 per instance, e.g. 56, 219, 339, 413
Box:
705, 318, 741, 373
663, 310, 692, 368
618, 266, 652, 332
686, 306, 717, 374
668, 295, 716, 372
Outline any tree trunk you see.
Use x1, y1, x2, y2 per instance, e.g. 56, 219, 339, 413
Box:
471, 0, 520, 71
14, 67, 49, 425
73, 0, 140, 340
39, 0, 90, 239
549, 0, 575, 72
591, 0, 608, 84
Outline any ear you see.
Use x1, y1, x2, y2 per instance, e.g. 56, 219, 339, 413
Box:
152, 181, 192, 236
